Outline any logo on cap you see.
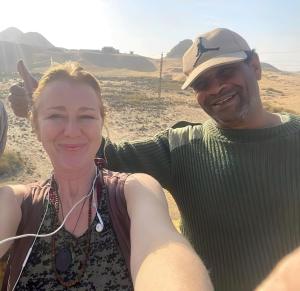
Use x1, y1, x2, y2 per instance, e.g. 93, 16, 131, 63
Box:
193, 37, 220, 68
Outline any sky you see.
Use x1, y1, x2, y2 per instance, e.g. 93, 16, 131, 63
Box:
1, 0, 300, 71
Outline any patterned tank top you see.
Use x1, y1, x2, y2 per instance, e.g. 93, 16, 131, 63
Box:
15, 188, 133, 291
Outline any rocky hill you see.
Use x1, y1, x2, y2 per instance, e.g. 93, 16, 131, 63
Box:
0, 27, 282, 75
261, 62, 281, 72
166, 39, 281, 72
166, 39, 192, 58
0, 27, 156, 73
0, 27, 54, 48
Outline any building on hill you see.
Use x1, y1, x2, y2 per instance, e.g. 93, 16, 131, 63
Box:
101, 46, 120, 54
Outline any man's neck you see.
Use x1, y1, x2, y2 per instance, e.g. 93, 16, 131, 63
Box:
217, 110, 282, 130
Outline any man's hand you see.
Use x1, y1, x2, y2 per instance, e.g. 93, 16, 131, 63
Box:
256, 247, 300, 291
8, 60, 38, 118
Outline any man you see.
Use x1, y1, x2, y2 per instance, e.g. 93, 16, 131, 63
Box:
0, 100, 8, 156
9, 28, 300, 291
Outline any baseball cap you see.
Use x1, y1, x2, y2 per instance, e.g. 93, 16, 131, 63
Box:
181, 28, 251, 90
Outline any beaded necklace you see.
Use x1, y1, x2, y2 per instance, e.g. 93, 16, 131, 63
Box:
48, 159, 106, 287
49, 179, 97, 287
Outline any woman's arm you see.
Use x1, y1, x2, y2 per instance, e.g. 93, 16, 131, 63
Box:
0, 185, 25, 257
124, 173, 213, 291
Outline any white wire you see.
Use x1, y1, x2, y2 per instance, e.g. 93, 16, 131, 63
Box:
0, 169, 99, 246
11, 193, 50, 291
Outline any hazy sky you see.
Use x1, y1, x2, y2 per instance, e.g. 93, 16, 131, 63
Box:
1, 0, 300, 71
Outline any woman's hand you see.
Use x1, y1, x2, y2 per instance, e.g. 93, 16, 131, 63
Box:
124, 173, 213, 291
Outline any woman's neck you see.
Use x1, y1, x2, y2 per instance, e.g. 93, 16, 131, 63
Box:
52, 164, 97, 207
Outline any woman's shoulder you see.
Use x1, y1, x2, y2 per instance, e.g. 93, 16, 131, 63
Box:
125, 173, 161, 188
124, 173, 166, 208
0, 184, 29, 202
0, 180, 50, 205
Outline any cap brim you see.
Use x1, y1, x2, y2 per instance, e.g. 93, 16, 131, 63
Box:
181, 51, 248, 90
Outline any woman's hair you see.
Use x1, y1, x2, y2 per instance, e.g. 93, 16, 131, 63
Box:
31, 62, 105, 132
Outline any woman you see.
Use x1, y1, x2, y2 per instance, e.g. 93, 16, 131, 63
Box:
0, 62, 213, 290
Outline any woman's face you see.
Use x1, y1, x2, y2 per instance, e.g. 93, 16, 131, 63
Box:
36, 80, 103, 172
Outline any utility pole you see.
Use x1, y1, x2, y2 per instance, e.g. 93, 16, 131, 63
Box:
158, 52, 163, 98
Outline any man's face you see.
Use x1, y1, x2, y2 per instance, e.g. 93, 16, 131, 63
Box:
192, 58, 261, 128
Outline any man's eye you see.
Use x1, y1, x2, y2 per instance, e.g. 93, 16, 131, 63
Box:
192, 79, 209, 91
218, 67, 236, 79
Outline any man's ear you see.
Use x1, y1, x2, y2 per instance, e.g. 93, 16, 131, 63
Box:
249, 53, 262, 80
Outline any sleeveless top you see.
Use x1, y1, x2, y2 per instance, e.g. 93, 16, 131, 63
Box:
2, 169, 132, 291
15, 180, 133, 290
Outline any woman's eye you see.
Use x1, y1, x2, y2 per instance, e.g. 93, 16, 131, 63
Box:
48, 114, 64, 119
80, 115, 95, 119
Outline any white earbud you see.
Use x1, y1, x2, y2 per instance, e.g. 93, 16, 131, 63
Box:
93, 202, 104, 233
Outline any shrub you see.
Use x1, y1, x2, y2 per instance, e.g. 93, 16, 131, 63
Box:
263, 101, 299, 114
0, 151, 23, 178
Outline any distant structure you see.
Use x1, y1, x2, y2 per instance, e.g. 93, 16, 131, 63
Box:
101, 46, 120, 54
158, 52, 163, 98
130, 51, 134, 55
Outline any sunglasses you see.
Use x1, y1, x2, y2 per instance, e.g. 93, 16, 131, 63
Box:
191, 62, 242, 92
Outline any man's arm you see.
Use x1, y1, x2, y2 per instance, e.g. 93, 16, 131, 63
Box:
103, 133, 173, 190
125, 173, 213, 291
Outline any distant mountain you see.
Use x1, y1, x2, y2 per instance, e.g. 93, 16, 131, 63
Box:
0, 28, 281, 74
0, 41, 43, 73
0, 27, 156, 73
0, 27, 54, 48
18, 32, 54, 48
0, 27, 23, 43
80, 50, 156, 71
0, 27, 157, 73
167, 39, 282, 73
166, 39, 192, 58
261, 62, 280, 72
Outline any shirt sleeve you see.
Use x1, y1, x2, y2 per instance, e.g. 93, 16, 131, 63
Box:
0, 101, 8, 156
102, 130, 173, 191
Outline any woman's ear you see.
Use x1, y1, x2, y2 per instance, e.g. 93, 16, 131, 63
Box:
249, 53, 262, 80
